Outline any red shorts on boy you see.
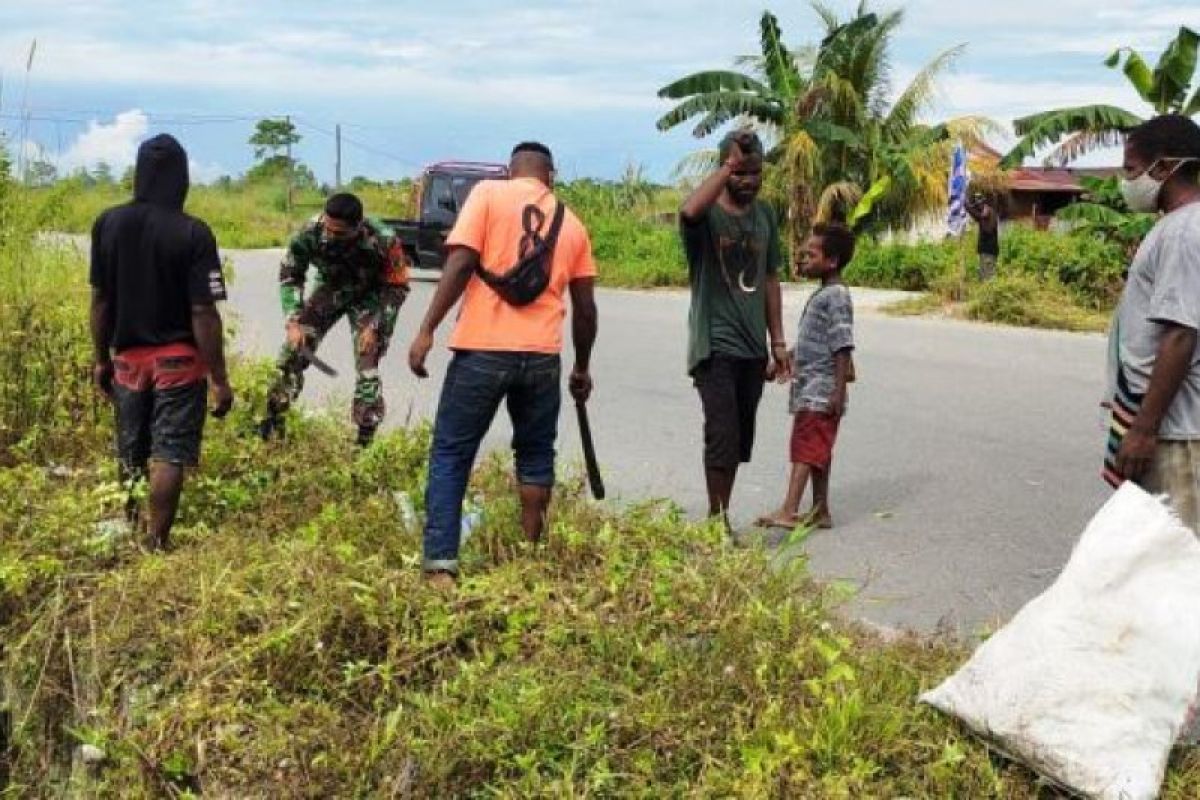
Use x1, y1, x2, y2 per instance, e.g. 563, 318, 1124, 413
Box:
790, 410, 840, 468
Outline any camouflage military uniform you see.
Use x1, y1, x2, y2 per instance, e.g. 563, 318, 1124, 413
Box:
267, 216, 410, 434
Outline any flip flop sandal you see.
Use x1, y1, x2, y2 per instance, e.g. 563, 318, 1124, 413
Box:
755, 515, 800, 530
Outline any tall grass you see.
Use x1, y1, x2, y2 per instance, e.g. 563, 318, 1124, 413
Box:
0, 184, 105, 466
847, 226, 1126, 308
558, 180, 686, 287
36, 175, 1130, 331
42, 176, 414, 250
44, 176, 687, 283
3, 174, 1200, 797
851, 226, 1126, 331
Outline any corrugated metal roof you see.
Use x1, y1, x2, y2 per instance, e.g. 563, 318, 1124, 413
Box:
1008, 167, 1122, 193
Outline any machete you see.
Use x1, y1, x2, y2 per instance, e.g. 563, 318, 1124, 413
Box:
298, 344, 338, 377
575, 401, 605, 500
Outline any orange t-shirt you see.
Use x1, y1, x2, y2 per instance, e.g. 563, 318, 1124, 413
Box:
446, 177, 596, 354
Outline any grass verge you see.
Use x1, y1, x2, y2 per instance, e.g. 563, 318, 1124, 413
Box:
3, 187, 1200, 796
883, 278, 1110, 333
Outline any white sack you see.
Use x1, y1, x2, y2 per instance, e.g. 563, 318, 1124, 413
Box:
921, 482, 1200, 800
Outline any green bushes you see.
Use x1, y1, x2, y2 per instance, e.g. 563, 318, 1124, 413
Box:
34, 174, 1131, 330
40, 176, 414, 251
1001, 226, 1125, 309
556, 179, 686, 287
849, 225, 1126, 329
0, 187, 106, 465
586, 214, 686, 287
965, 273, 1110, 332
3, 182, 1200, 796
845, 238, 960, 291
848, 226, 1125, 309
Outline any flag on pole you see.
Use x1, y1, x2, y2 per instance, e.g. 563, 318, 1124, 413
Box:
947, 141, 970, 237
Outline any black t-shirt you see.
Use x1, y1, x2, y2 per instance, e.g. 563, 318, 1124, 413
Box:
976, 212, 1000, 256
90, 202, 227, 352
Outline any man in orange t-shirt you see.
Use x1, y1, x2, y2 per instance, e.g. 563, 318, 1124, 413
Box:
409, 142, 599, 586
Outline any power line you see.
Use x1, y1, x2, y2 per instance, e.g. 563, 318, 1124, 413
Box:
294, 117, 421, 169
2, 107, 427, 176
0, 112, 268, 126
340, 132, 422, 168
17, 104, 278, 122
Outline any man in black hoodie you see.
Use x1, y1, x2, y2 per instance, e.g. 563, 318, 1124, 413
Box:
90, 133, 233, 550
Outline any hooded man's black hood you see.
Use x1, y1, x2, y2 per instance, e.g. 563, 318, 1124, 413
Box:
134, 133, 189, 209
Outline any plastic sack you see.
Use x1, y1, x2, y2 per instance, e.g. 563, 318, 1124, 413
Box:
921, 482, 1200, 800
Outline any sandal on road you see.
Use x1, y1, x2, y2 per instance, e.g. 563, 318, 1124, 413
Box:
754, 513, 801, 530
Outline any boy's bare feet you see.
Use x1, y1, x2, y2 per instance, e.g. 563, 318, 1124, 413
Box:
755, 511, 802, 530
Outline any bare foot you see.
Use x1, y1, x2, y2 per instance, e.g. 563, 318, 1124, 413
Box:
755, 511, 802, 530
805, 508, 833, 529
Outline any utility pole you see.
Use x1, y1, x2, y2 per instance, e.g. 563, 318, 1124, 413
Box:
285, 114, 293, 215
335, 123, 342, 189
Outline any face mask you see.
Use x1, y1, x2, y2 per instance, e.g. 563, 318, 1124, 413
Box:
1121, 158, 1197, 213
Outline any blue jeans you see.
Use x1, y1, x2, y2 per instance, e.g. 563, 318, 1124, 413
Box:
423, 350, 562, 573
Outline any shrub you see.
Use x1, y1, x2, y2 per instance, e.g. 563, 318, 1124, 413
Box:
965, 273, 1109, 332
1001, 226, 1125, 309
845, 238, 959, 291
585, 214, 686, 287
0, 191, 106, 465
848, 226, 1125, 305
5, 177, 1200, 797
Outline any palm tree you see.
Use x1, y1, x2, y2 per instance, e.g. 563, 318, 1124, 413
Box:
1000, 26, 1199, 168
656, 2, 990, 238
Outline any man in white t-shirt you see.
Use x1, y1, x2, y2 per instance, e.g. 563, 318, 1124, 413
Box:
1104, 114, 1200, 530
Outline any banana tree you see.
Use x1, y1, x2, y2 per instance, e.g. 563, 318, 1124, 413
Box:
1057, 176, 1157, 257
656, 3, 978, 240
1000, 26, 1199, 168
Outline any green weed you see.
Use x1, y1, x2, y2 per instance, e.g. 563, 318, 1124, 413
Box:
4, 172, 1193, 797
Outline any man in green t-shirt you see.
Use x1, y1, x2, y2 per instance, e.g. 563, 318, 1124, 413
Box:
680, 130, 790, 528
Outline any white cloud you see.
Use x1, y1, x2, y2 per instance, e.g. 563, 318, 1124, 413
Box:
58, 109, 148, 172
1, 0, 1193, 178
937, 73, 1142, 122
0, 31, 662, 112
188, 158, 226, 184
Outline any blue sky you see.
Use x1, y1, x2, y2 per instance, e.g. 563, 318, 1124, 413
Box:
1, 0, 1198, 184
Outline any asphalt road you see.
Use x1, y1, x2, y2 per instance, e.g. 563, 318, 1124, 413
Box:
225, 248, 1110, 633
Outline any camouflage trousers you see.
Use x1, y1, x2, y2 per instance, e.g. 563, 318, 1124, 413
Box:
267, 284, 405, 429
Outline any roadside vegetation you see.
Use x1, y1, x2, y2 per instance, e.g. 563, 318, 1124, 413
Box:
849, 227, 1122, 332
8, 146, 1200, 796
6, 9, 1200, 796
33, 154, 687, 287
35, 171, 411, 250
33, 169, 1122, 328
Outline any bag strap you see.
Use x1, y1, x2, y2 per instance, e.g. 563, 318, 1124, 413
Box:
543, 201, 566, 247
474, 201, 566, 287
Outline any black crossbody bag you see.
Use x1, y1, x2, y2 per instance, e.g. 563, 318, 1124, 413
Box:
475, 201, 566, 307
